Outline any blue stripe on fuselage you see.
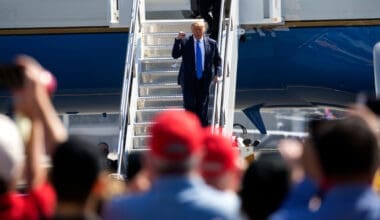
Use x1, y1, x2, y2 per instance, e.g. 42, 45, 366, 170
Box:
238, 25, 380, 95
0, 32, 128, 93
1, 25, 380, 96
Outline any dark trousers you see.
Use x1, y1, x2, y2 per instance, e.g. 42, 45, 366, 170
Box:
191, 0, 200, 15
199, 0, 221, 40
183, 75, 210, 127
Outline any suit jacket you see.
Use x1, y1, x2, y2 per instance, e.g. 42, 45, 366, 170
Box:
171, 35, 222, 89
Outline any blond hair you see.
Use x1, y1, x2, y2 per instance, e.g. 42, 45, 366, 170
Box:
191, 20, 207, 29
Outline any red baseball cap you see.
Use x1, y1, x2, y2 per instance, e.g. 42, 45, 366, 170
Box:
149, 110, 203, 161
201, 130, 239, 178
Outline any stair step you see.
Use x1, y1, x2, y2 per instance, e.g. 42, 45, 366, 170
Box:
137, 95, 183, 109
141, 70, 178, 84
135, 108, 184, 123
143, 32, 190, 46
144, 45, 173, 58
133, 106, 213, 135
129, 148, 150, 153
140, 83, 179, 88
139, 83, 182, 97
134, 122, 153, 136
142, 19, 202, 33
133, 135, 150, 149
141, 58, 181, 72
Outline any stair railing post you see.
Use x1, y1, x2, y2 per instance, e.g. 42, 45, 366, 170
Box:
211, 0, 227, 133
374, 42, 380, 97
116, 0, 141, 178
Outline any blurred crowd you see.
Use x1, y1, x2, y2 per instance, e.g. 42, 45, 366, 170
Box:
0, 55, 380, 220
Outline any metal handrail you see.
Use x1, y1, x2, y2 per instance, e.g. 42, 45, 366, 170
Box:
217, 0, 226, 50
116, 0, 142, 176
211, 0, 237, 134
224, 0, 240, 136
218, 7, 234, 133
211, 0, 227, 133
211, 0, 238, 136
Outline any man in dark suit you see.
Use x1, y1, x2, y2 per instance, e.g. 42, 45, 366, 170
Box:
172, 21, 222, 127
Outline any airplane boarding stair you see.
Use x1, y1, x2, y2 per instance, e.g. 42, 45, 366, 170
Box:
115, 0, 240, 177
133, 19, 201, 149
